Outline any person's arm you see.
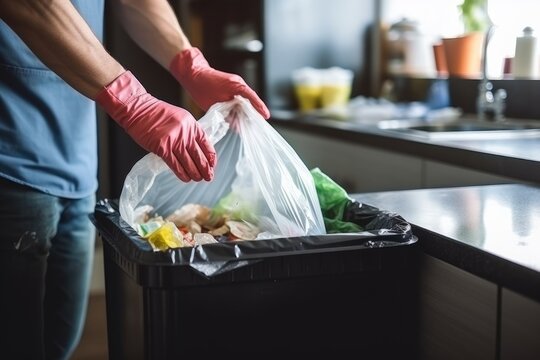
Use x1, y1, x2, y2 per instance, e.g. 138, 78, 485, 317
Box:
0, 0, 124, 98
109, 0, 191, 70
0, 0, 216, 182
113, 0, 270, 119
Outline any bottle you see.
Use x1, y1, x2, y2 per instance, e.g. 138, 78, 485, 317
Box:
512, 26, 539, 79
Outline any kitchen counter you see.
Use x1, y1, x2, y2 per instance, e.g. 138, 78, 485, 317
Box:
270, 111, 540, 185
270, 111, 540, 301
354, 183, 540, 303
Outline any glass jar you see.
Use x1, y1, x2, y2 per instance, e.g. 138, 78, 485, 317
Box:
386, 18, 420, 75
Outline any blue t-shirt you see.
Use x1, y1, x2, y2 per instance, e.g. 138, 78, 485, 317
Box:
0, 1, 104, 199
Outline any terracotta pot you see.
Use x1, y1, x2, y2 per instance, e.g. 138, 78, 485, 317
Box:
432, 43, 448, 76
442, 32, 485, 78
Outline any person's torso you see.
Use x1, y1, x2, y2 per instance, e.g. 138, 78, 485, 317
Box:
0, 0, 105, 198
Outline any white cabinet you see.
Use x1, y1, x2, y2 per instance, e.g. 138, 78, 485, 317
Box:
418, 254, 498, 360
423, 160, 513, 188
274, 126, 513, 192
500, 288, 540, 360
275, 127, 423, 192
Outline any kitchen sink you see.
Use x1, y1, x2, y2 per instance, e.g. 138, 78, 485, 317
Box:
378, 118, 540, 140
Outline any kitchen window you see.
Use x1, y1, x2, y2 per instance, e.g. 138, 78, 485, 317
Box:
382, 0, 540, 79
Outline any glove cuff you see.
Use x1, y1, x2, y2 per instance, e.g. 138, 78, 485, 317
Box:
95, 71, 146, 106
169, 47, 209, 84
95, 70, 149, 127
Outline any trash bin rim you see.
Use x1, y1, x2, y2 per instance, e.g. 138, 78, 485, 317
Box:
91, 212, 417, 268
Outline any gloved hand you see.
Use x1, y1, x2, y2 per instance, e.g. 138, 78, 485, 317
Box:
169, 47, 270, 119
95, 71, 216, 182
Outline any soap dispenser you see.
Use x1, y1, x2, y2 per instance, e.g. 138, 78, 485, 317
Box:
512, 26, 539, 78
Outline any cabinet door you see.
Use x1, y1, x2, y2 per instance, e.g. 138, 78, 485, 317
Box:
275, 126, 423, 192
500, 288, 540, 360
418, 254, 498, 360
423, 160, 514, 188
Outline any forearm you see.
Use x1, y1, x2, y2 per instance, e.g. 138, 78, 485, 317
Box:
112, 0, 270, 119
0, 0, 125, 99
111, 0, 192, 70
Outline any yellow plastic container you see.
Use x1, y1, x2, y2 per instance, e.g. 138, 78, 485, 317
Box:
292, 67, 353, 111
320, 84, 352, 109
294, 84, 323, 111
292, 67, 322, 112
320, 67, 354, 109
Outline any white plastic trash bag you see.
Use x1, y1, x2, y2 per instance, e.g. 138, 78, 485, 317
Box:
119, 96, 326, 244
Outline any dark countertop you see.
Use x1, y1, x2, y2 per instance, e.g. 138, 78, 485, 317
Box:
270, 111, 540, 301
270, 111, 540, 184
353, 184, 540, 302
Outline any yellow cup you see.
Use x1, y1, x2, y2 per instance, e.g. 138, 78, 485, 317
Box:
292, 67, 353, 111
320, 84, 352, 109
294, 84, 322, 111
292, 67, 322, 112
320, 68, 354, 109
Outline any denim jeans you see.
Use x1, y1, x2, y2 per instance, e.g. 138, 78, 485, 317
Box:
0, 177, 95, 360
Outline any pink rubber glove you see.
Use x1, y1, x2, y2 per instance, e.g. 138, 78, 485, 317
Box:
169, 47, 270, 119
95, 71, 216, 182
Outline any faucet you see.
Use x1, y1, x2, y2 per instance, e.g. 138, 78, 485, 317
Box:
476, 25, 507, 121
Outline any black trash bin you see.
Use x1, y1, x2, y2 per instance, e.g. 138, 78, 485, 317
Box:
91, 199, 419, 359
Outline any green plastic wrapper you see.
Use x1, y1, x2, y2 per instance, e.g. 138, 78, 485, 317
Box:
310, 168, 363, 233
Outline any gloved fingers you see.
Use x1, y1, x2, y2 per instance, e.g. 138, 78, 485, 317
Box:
195, 129, 217, 181
194, 129, 217, 168
175, 150, 205, 182
235, 84, 270, 120
166, 150, 212, 183
184, 144, 212, 182
163, 137, 209, 183
169, 48, 270, 119
166, 157, 192, 183
175, 131, 216, 182
161, 111, 216, 182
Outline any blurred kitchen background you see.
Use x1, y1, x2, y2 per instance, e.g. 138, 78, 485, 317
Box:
97, 0, 540, 200
75, 0, 540, 358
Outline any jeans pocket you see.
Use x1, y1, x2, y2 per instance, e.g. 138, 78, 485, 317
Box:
0, 178, 58, 254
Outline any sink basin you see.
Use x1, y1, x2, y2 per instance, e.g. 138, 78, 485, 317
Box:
378, 118, 540, 140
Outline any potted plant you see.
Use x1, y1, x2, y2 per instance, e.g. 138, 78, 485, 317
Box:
441, 0, 491, 78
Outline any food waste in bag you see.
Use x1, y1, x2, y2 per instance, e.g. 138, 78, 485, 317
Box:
133, 167, 369, 251
135, 201, 264, 251
119, 96, 327, 251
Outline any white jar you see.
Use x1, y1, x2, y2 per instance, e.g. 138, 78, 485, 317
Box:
386, 18, 419, 75
386, 18, 435, 77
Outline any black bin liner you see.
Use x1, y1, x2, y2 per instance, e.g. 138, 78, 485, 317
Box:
91, 199, 419, 359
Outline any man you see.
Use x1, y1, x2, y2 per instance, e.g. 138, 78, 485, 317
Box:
0, 0, 269, 359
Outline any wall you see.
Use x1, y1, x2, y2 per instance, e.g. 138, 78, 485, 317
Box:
190, 0, 378, 110
263, 0, 377, 109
